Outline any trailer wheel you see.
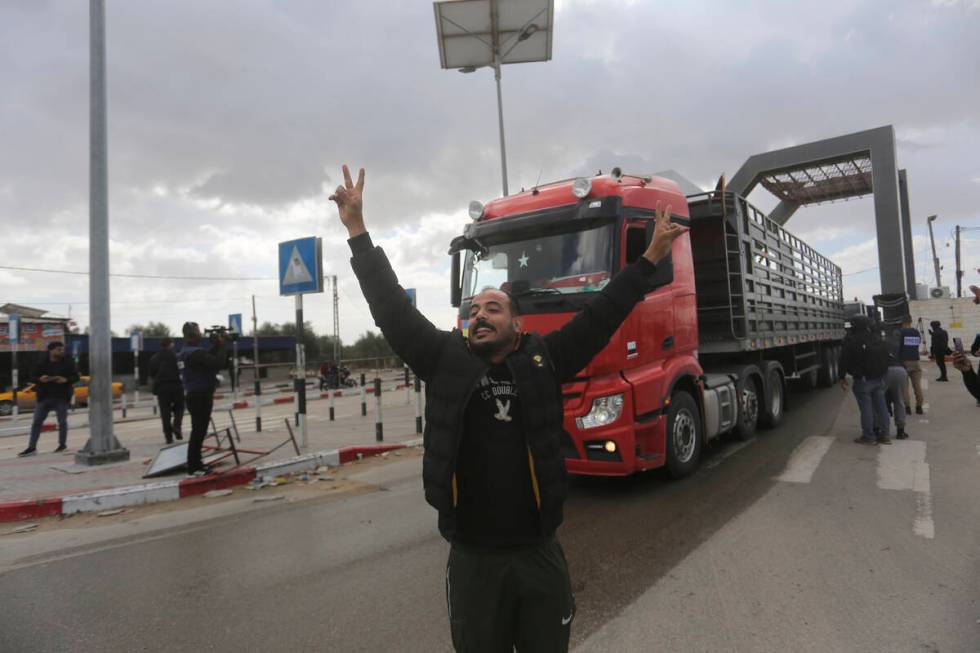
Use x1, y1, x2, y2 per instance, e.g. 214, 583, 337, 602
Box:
665, 391, 702, 479
759, 367, 784, 429
732, 375, 760, 441
817, 347, 837, 388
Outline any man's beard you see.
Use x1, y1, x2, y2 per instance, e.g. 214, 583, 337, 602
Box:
468, 321, 512, 359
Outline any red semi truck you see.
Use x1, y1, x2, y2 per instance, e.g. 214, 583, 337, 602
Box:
448, 171, 845, 478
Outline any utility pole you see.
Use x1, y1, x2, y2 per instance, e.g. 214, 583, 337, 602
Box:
954, 225, 962, 298
76, 0, 128, 465
926, 215, 941, 290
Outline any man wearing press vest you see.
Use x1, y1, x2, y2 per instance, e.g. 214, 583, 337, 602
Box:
329, 164, 686, 652
177, 323, 227, 475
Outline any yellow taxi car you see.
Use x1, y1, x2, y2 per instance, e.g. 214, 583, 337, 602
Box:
0, 376, 123, 415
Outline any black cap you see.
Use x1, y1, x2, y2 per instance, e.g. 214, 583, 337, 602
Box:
47, 341, 64, 350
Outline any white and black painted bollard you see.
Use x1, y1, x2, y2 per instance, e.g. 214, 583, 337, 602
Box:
414, 374, 423, 434
121, 392, 127, 419
374, 376, 383, 442
404, 366, 411, 404
360, 373, 367, 417
329, 386, 335, 421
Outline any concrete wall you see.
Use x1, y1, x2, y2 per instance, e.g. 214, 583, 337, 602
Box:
908, 298, 980, 351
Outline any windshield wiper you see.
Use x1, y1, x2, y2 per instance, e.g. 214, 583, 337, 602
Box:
512, 287, 570, 309
513, 288, 562, 297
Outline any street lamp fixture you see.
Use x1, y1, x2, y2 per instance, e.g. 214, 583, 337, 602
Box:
434, 0, 555, 198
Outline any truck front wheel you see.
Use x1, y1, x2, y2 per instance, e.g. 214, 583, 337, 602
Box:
665, 391, 702, 479
0, 401, 11, 416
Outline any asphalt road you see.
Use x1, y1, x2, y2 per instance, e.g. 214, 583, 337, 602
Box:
1, 382, 975, 652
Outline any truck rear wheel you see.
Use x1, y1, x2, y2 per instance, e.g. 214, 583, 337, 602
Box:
817, 347, 837, 388
665, 391, 702, 479
759, 366, 785, 429
732, 373, 760, 441
0, 401, 11, 416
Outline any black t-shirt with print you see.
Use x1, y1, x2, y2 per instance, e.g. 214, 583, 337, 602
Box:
454, 361, 542, 548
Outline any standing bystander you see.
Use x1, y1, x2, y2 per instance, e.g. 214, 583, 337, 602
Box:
177, 323, 227, 475
839, 316, 892, 445
929, 320, 950, 382
18, 341, 80, 456
149, 337, 184, 444
894, 316, 925, 414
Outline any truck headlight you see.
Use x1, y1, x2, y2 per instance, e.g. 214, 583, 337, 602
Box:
576, 393, 624, 430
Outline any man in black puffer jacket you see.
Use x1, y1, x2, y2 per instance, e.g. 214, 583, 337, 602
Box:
330, 165, 686, 652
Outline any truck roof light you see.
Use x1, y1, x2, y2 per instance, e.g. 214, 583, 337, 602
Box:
468, 201, 484, 221
571, 177, 592, 199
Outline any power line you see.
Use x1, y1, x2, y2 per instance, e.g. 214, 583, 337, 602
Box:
0, 264, 276, 282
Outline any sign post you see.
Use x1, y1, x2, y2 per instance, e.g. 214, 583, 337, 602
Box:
228, 313, 242, 401
130, 331, 141, 407
278, 236, 324, 449
9, 315, 19, 423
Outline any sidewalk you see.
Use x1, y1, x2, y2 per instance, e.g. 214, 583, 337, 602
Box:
0, 386, 425, 519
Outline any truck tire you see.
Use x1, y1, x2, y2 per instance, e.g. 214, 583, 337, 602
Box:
0, 401, 11, 416
817, 347, 837, 388
732, 371, 761, 441
665, 391, 702, 479
759, 365, 785, 429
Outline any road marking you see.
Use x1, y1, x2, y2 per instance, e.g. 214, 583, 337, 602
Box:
774, 436, 834, 483
703, 439, 755, 469
876, 440, 934, 539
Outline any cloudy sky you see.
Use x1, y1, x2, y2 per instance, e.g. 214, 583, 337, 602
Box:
1, 0, 978, 344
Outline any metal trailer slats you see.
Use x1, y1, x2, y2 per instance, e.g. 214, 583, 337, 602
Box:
688, 191, 845, 353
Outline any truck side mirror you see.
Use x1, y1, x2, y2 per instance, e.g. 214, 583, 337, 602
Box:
450, 252, 462, 307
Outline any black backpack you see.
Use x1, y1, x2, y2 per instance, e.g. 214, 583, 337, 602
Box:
863, 335, 891, 378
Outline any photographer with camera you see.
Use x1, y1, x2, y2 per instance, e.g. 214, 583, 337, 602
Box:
178, 322, 228, 475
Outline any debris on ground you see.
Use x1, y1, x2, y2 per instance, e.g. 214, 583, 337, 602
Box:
253, 495, 285, 503
97, 509, 126, 517
204, 489, 234, 498
5, 523, 40, 535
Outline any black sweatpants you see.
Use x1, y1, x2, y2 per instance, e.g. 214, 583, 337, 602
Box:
934, 355, 948, 380
446, 538, 575, 652
185, 393, 213, 472
156, 386, 184, 443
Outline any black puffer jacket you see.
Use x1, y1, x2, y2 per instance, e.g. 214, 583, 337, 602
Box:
349, 233, 655, 541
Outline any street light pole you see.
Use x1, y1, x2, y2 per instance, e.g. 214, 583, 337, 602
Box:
77, 0, 128, 465
493, 55, 509, 197
926, 215, 941, 290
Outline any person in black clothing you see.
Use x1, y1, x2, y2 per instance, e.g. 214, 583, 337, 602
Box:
839, 316, 892, 445
970, 333, 980, 357
952, 352, 980, 401
177, 322, 227, 475
18, 341, 80, 456
929, 320, 950, 381
149, 337, 184, 444
330, 165, 687, 652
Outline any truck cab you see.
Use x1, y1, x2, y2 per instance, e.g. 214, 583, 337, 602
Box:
449, 173, 706, 476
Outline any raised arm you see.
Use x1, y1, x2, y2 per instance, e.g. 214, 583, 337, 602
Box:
544, 202, 687, 383
330, 165, 447, 381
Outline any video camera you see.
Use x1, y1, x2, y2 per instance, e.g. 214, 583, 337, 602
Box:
204, 325, 238, 343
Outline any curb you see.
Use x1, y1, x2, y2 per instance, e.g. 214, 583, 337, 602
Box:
0, 439, 422, 524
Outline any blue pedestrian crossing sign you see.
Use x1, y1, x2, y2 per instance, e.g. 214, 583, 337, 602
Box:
228, 313, 243, 336
278, 237, 324, 296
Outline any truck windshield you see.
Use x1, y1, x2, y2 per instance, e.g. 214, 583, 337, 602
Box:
461, 223, 615, 301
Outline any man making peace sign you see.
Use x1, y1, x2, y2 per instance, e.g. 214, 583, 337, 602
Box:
331, 165, 686, 652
